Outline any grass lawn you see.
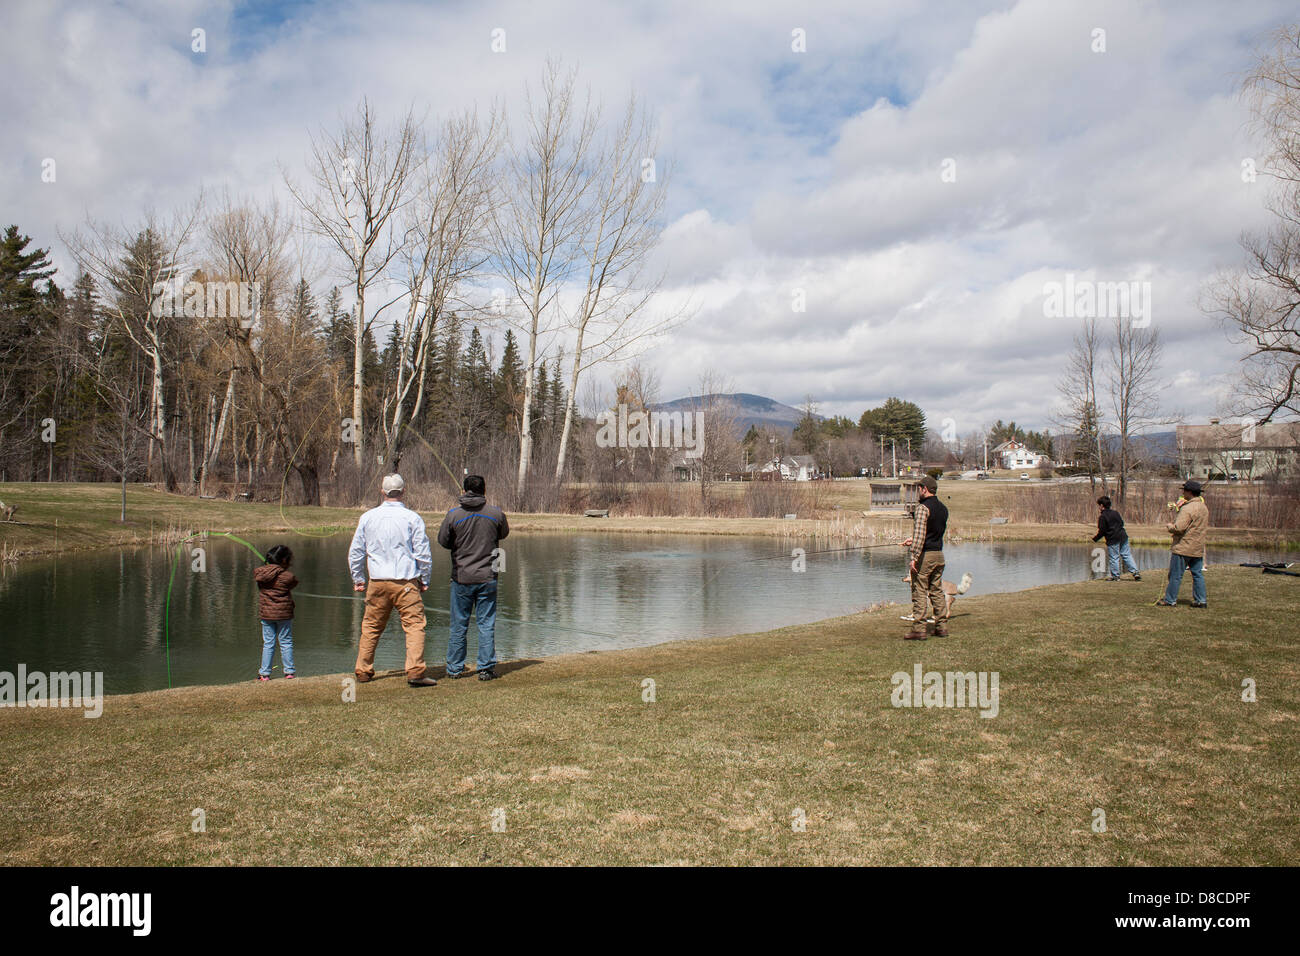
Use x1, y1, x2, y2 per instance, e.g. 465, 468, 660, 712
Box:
1, 566, 1295, 865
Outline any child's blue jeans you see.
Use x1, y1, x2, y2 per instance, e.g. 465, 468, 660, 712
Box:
1107, 541, 1139, 578
260, 619, 295, 676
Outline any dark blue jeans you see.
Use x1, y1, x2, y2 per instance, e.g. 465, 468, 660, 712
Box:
1163, 554, 1206, 605
447, 579, 498, 674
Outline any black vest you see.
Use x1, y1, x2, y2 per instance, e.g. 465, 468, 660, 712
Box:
920, 495, 947, 552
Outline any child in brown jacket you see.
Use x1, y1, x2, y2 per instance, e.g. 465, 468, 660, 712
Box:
254, 545, 298, 680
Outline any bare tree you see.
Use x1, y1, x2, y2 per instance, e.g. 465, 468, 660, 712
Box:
491, 61, 600, 499
284, 99, 421, 474
692, 372, 740, 507
1056, 315, 1107, 491
202, 193, 293, 495
58, 304, 151, 521
1205, 25, 1300, 425
63, 200, 203, 491
1109, 316, 1166, 502
552, 95, 686, 480
384, 108, 500, 470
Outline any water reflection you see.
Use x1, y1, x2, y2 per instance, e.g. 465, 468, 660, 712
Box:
0, 532, 1271, 694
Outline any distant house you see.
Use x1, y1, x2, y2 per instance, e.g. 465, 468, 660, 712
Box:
758, 455, 820, 481
991, 439, 1045, 471
669, 451, 703, 482
1176, 421, 1300, 481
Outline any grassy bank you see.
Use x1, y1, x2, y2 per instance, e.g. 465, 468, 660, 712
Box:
1, 566, 1295, 865
1, 482, 1294, 561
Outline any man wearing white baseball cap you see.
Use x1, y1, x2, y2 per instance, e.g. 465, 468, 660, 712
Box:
348, 473, 437, 686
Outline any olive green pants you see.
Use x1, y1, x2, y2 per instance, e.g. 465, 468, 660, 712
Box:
910, 551, 947, 624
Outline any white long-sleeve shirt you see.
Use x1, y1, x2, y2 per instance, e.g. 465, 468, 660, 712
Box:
348, 500, 433, 585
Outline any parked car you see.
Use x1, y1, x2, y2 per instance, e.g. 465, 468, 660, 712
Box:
976, 472, 990, 480
1019, 473, 1030, 480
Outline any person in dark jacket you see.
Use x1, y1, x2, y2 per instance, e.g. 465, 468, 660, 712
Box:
254, 544, 298, 680
437, 475, 510, 681
902, 476, 949, 640
1092, 496, 1141, 581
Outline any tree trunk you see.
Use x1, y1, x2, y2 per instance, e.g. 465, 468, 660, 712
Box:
352, 285, 365, 470
516, 334, 537, 497
554, 329, 586, 481
205, 369, 236, 493
294, 463, 321, 506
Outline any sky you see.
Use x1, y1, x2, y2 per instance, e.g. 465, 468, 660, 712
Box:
1, 0, 1292, 435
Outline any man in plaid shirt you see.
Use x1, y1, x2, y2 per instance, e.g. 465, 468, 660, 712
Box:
902, 475, 949, 640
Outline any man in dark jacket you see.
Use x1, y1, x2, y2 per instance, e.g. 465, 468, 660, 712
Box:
902, 476, 949, 640
1093, 495, 1141, 581
437, 475, 510, 680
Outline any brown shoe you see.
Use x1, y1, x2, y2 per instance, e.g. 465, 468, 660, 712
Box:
407, 676, 438, 687
932, 625, 949, 638
904, 626, 928, 641
355, 673, 373, 683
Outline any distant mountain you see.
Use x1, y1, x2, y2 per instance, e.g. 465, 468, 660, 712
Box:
1062, 430, 1179, 464
651, 393, 817, 433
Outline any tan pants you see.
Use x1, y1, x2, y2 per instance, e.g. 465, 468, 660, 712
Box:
911, 551, 947, 625
355, 579, 428, 681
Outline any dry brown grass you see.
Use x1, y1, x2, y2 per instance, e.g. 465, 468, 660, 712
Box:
1, 566, 1295, 865
0, 480, 1294, 564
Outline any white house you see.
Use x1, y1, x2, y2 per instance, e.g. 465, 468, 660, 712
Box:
991, 439, 1045, 471
758, 455, 820, 481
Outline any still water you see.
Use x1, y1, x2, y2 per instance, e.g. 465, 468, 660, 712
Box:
0, 533, 1271, 694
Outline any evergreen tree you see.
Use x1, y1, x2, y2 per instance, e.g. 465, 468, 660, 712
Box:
533, 359, 550, 435
496, 329, 524, 434
322, 287, 350, 367
381, 320, 404, 388
859, 397, 926, 450
427, 315, 461, 429
548, 349, 566, 433
463, 326, 493, 434
286, 279, 319, 339
0, 225, 57, 343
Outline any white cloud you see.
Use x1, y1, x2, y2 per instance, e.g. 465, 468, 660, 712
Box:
1, 0, 1291, 431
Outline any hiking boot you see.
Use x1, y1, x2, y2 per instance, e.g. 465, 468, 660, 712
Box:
903, 627, 928, 641
1191, 602, 1207, 609
407, 676, 438, 687
446, 670, 468, 679
477, 669, 499, 681
932, 624, 949, 638
1132, 573, 1142, 581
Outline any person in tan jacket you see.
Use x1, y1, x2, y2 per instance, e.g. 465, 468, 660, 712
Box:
1156, 480, 1209, 608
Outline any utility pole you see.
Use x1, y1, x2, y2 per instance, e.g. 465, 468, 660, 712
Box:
891, 440, 897, 478
983, 436, 988, 472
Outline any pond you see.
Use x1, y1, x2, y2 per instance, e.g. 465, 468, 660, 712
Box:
0, 532, 1274, 695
